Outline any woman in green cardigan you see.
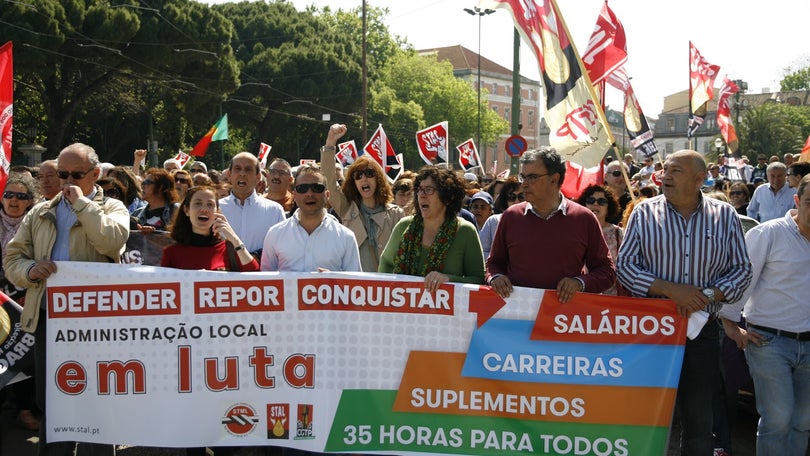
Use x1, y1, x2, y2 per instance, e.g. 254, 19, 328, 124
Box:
379, 166, 485, 291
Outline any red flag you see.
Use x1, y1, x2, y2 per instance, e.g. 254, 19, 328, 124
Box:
0, 42, 13, 192
415, 121, 449, 165
801, 135, 810, 162
363, 125, 401, 183
582, 1, 628, 85
456, 138, 482, 172
560, 161, 604, 200
481, 0, 613, 168
335, 140, 358, 168
716, 77, 739, 155
173, 150, 192, 168
688, 42, 720, 138
191, 114, 228, 157
257, 142, 272, 169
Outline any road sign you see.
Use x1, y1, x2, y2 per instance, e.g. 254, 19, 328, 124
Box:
505, 135, 528, 157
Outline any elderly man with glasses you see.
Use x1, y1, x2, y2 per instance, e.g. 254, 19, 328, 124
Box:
4, 143, 129, 456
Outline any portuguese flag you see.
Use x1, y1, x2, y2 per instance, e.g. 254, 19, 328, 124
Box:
191, 114, 228, 157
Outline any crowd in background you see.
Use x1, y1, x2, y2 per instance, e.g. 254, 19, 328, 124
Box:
1, 126, 808, 456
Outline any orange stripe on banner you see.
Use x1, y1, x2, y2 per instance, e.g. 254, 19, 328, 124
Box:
531, 292, 688, 345
393, 351, 675, 427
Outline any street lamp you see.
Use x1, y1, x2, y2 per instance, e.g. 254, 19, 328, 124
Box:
464, 6, 495, 169
714, 137, 725, 158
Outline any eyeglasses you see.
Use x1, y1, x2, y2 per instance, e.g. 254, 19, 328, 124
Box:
729, 191, 745, 196
175, 178, 189, 184
3, 191, 32, 201
585, 196, 608, 206
353, 169, 376, 180
268, 169, 291, 177
56, 167, 95, 180
609, 170, 623, 177
415, 186, 437, 196
294, 183, 326, 194
142, 179, 154, 186
507, 192, 525, 202
518, 173, 551, 184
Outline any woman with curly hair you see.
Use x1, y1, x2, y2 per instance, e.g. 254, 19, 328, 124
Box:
379, 166, 485, 291
576, 184, 623, 295
321, 124, 404, 272
132, 168, 178, 232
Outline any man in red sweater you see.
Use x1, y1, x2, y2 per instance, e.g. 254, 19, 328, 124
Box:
486, 147, 615, 302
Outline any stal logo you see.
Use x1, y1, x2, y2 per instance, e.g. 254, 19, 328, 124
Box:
222, 403, 259, 436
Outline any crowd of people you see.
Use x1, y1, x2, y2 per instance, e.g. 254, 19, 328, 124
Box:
0, 123, 808, 456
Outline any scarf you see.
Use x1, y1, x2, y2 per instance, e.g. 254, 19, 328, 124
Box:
392, 215, 458, 276
358, 203, 384, 251
0, 209, 25, 260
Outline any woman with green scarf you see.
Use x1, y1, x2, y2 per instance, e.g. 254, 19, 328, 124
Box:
379, 166, 485, 291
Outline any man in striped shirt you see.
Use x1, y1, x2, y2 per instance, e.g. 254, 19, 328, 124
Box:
616, 150, 752, 456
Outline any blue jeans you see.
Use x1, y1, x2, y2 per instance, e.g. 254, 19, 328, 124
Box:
745, 329, 810, 456
677, 320, 720, 455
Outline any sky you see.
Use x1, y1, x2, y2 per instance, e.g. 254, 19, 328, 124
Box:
208, 0, 810, 117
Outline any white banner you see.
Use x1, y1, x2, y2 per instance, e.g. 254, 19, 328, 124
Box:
45, 262, 686, 454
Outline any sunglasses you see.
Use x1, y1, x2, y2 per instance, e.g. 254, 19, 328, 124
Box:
585, 196, 608, 206
3, 191, 32, 200
175, 178, 189, 184
353, 169, 376, 180
56, 167, 95, 180
103, 188, 121, 198
507, 192, 525, 202
189, 168, 205, 173
294, 183, 326, 194
142, 179, 154, 186
729, 191, 745, 196
609, 170, 623, 177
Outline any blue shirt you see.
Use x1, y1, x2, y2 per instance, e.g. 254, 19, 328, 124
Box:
747, 183, 796, 222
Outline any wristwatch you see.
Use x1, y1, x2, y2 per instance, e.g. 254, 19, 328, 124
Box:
701, 288, 716, 304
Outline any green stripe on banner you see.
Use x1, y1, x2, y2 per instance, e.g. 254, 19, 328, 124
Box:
326, 390, 668, 455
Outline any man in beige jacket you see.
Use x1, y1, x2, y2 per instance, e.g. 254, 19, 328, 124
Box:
4, 143, 129, 456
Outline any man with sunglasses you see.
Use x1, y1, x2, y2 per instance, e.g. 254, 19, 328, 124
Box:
219, 152, 285, 259
486, 147, 615, 303
260, 165, 360, 272
4, 143, 129, 456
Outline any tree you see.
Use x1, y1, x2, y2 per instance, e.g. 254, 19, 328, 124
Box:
738, 102, 810, 159
370, 51, 509, 170
2, 0, 239, 161
213, 1, 363, 162
780, 62, 810, 91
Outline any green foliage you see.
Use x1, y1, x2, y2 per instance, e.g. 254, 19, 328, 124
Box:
780, 64, 810, 91
738, 102, 810, 159
369, 51, 509, 170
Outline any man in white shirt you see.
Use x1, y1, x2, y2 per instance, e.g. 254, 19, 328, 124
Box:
720, 175, 810, 455
747, 161, 796, 222
219, 152, 285, 257
261, 165, 360, 272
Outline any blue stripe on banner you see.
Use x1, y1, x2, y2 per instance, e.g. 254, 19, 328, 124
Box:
462, 319, 684, 388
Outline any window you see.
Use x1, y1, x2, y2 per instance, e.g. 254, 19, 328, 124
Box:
504, 107, 510, 120
666, 118, 675, 132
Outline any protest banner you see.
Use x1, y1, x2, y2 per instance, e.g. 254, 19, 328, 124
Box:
45, 262, 686, 454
